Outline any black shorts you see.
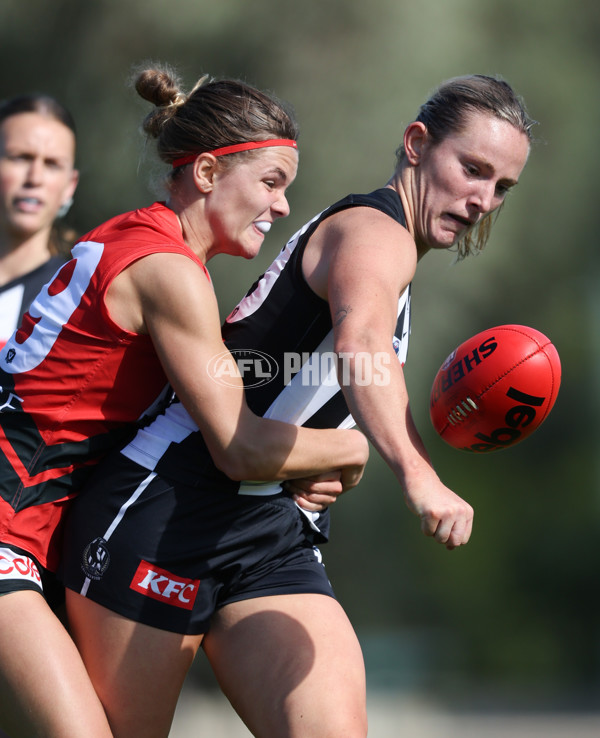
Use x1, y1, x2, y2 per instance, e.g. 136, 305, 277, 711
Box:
0, 543, 65, 611
61, 452, 335, 635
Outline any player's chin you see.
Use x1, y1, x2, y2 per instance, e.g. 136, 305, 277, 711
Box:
233, 239, 263, 261
430, 238, 458, 252
243, 232, 266, 259
428, 226, 460, 250
9, 213, 46, 236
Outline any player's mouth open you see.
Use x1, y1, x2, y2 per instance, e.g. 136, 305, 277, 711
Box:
15, 197, 43, 211
254, 221, 271, 234
447, 213, 473, 227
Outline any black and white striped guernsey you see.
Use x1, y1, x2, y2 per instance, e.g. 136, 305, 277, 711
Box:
121, 188, 412, 503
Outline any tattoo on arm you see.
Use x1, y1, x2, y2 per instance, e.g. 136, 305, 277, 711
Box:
334, 305, 352, 327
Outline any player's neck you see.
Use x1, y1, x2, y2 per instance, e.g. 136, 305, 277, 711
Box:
0, 230, 54, 287
386, 171, 425, 258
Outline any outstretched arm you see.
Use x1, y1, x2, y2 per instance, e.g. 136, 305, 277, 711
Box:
302, 206, 473, 549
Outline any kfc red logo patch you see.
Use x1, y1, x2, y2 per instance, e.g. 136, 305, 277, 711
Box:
130, 560, 199, 610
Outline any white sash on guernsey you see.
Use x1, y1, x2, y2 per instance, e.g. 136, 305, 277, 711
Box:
238, 286, 411, 532
238, 330, 349, 499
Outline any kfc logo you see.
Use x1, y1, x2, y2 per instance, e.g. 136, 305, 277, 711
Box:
130, 560, 200, 611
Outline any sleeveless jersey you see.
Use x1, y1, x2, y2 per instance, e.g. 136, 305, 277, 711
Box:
0, 256, 67, 349
0, 202, 208, 570
121, 188, 412, 531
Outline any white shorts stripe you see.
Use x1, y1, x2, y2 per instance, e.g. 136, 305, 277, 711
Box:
80, 471, 157, 596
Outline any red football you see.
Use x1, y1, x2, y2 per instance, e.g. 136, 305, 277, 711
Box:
429, 325, 561, 452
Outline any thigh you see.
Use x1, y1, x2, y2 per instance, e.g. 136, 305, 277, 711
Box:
66, 589, 203, 738
0, 590, 112, 738
203, 593, 368, 738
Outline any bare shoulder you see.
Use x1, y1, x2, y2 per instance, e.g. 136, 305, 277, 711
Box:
126, 250, 206, 280
325, 204, 411, 243
108, 251, 213, 333
305, 205, 416, 299
326, 206, 416, 278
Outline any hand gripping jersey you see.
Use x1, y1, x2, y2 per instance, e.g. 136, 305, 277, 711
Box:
121, 188, 411, 538
0, 256, 67, 349
0, 202, 208, 570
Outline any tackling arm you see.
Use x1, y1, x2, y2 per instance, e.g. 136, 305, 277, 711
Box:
108, 252, 368, 487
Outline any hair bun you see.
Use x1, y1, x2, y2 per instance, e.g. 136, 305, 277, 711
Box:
134, 65, 187, 137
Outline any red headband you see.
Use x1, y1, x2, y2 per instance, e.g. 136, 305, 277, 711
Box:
172, 139, 298, 168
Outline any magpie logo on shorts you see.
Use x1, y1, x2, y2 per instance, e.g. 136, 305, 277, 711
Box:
130, 560, 200, 611
81, 537, 111, 581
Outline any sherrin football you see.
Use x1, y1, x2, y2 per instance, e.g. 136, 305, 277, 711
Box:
430, 325, 561, 452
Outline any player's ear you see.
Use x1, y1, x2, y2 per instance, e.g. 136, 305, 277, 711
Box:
58, 169, 79, 215
191, 154, 218, 194
403, 122, 428, 166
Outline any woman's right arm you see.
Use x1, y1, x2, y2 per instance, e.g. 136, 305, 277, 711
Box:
108, 252, 368, 487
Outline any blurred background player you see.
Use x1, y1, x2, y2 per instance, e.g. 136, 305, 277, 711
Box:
0, 93, 79, 347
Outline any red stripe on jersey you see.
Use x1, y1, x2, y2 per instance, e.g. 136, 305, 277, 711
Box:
0, 428, 92, 488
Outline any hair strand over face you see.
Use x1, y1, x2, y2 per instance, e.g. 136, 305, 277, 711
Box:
396, 74, 535, 259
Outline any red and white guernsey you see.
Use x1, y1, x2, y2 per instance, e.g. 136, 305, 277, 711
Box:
0, 202, 207, 570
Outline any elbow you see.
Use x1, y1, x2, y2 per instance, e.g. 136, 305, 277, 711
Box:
212, 451, 251, 482
334, 333, 399, 391
207, 415, 294, 482
211, 441, 268, 482
334, 326, 380, 358
334, 334, 391, 370
334, 324, 389, 354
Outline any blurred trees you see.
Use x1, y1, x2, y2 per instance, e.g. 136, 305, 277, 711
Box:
2, 0, 599, 705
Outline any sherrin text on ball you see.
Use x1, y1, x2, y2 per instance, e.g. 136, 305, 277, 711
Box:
429, 325, 561, 452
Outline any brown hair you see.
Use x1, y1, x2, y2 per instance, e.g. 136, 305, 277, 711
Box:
396, 75, 535, 259
0, 93, 78, 256
133, 64, 298, 177
0, 93, 77, 134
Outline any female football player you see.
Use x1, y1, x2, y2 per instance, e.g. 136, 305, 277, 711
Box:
0, 65, 368, 737
63, 74, 535, 737
0, 94, 79, 347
